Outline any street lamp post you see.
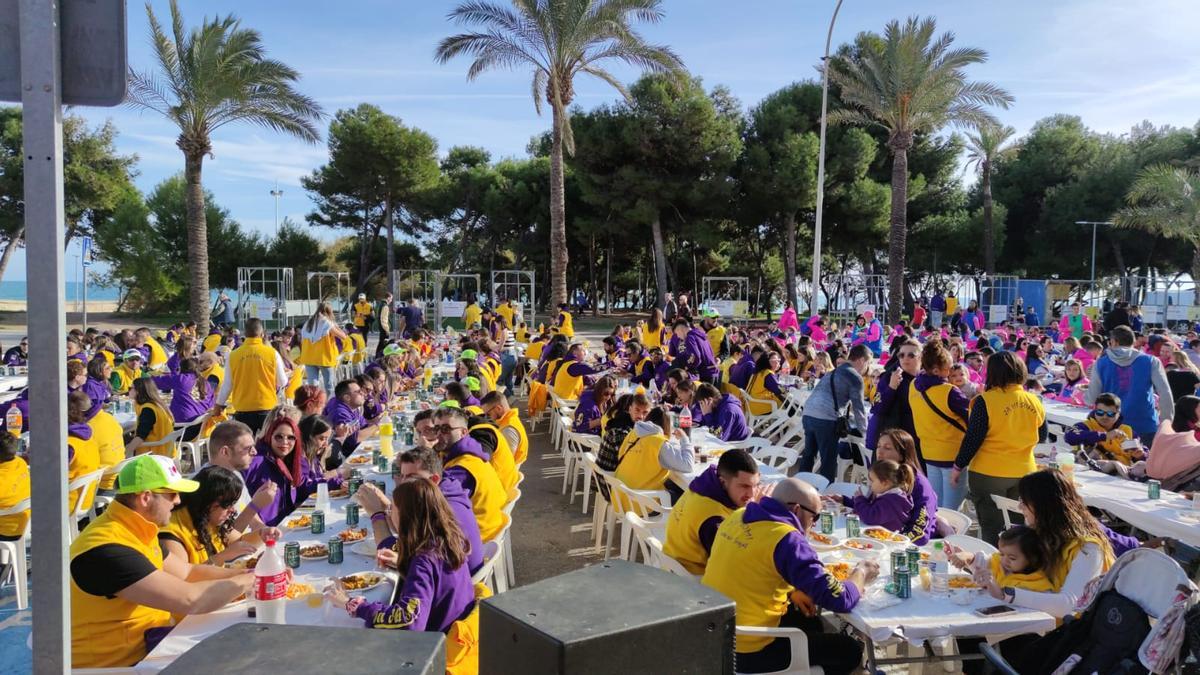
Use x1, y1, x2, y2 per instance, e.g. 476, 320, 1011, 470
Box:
1075, 220, 1114, 303
270, 181, 284, 233
810, 0, 845, 313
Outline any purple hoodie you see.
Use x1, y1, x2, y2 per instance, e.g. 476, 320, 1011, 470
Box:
354, 548, 474, 633
441, 435, 490, 497
841, 488, 915, 535
376, 476, 483, 575
679, 328, 719, 380
688, 466, 737, 554
742, 498, 861, 613
165, 351, 183, 374
572, 390, 604, 435
703, 395, 749, 442
653, 360, 672, 388
324, 398, 367, 455
3, 346, 27, 367
152, 373, 213, 424
727, 353, 756, 390
67, 421, 93, 459
81, 377, 113, 421
241, 452, 337, 526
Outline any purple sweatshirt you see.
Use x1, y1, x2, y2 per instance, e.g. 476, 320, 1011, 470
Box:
572, 390, 604, 435
67, 422, 93, 459
906, 472, 938, 544
354, 547, 474, 633
165, 352, 183, 374
152, 373, 213, 423
679, 328, 719, 380
3, 347, 27, 366
688, 466, 738, 554
1103, 524, 1140, 558
441, 435, 490, 497
864, 369, 917, 452
727, 354, 756, 390
376, 476, 483, 575
324, 398, 367, 455
703, 395, 750, 442
841, 488, 915, 535
241, 452, 337, 526
81, 377, 112, 421
743, 498, 861, 613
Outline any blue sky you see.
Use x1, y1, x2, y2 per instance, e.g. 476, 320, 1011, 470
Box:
12, 0, 1200, 282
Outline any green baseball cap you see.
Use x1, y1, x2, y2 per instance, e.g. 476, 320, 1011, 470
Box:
382, 343, 405, 356
464, 376, 481, 392
439, 399, 461, 409
460, 349, 478, 361
117, 455, 199, 494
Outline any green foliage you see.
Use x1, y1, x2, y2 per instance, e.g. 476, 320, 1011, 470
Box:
265, 218, 328, 285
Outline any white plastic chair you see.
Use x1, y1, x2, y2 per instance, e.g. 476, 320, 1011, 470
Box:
990, 494, 1024, 531
753, 445, 799, 471
622, 511, 667, 564
944, 534, 998, 558
581, 453, 620, 559
792, 471, 830, 492
137, 428, 186, 472
67, 469, 106, 542
724, 437, 771, 452
936, 507, 973, 536
646, 535, 699, 580
823, 481, 859, 499
480, 514, 513, 593
471, 539, 503, 592
90, 456, 139, 519
0, 497, 30, 609
502, 487, 521, 587
735, 625, 822, 675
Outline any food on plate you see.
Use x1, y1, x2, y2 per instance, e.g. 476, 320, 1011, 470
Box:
285, 514, 312, 529
234, 554, 260, 569
843, 538, 881, 551
286, 582, 315, 599
299, 544, 328, 558
948, 576, 979, 589
347, 455, 371, 465
824, 561, 852, 581
328, 486, 349, 499
863, 527, 907, 543
338, 527, 368, 542
808, 531, 833, 545
340, 572, 383, 591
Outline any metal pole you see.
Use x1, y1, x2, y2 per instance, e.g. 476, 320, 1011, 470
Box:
82, 258, 87, 331
270, 182, 283, 233
1090, 222, 1098, 302
811, 0, 844, 314
20, 0, 70, 671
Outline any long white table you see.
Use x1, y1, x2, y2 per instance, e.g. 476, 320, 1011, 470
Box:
139, 443, 398, 671
1071, 467, 1200, 548
1042, 400, 1089, 429
668, 428, 785, 488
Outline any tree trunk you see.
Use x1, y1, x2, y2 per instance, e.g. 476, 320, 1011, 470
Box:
886, 135, 913, 324
982, 162, 995, 277
1107, 233, 1127, 300
588, 235, 598, 317
0, 228, 25, 283
1192, 247, 1200, 306
605, 239, 612, 315
650, 215, 670, 309
548, 107, 569, 307
385, 194, 395, 307
184, 152, 211, 333
782, 211, 799, 313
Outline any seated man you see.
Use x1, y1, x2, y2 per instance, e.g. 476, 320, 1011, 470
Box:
702, 478, 878, 675
70, 455, 253, 668
323, 378, 375, 456
663, 448, 759, 575
480, 391, 529, 466
694, 382, 750, 442
613, 407, 695, 507
433, 407, 507, 542
1064, 392, 1143, 465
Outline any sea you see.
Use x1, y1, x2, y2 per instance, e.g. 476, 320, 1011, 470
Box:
0, 280, 122, 302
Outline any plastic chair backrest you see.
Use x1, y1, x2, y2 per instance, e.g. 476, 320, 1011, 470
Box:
944, 534, 997, 557
936, 507, 973, 536
792, 471, 830, 492
647, 535, 698, 580
990, 494, 1023, 530
753, 446, 798, 470
67, 469, 106, 519
623, 511, 666, 565
0, 497, 31, 538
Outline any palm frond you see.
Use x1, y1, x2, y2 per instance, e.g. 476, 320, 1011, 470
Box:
580, 65, 631, 103
531, 69, 547, 116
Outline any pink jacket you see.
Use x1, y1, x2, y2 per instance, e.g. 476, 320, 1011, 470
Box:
1072, 348, 1095, 372
1147, 421, 1200, 481
1058, 313, 1093, 336
777, 308, 800, 333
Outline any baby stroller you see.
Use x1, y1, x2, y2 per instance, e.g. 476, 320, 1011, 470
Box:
982, 548, 1198, 675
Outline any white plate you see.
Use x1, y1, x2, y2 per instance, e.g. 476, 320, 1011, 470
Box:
296, 540, 330, 560
806, 531, 841, 551
860, 526, 909, 546
351, 539, 378, 557
335, 528, 370, 544
282, 515, 315, 531
842, 537, 886, 559
337, 571, 387, 593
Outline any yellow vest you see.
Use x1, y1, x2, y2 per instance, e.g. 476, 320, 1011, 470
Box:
160, 507, 223, 565
89, 410, 127, 490
614, 430, 669, 513
701, 509, 809, 653
515, 326, 529, 344
1050, 536, 1114, 590
481, 357, 501, 391
0, 457, 30, 538
445, 582, 490, 675
462, 304, 482, 328
664, 486, 732, 576
968, 385, 1044, 478
70, 501, 173, 668
68, 433, 101, 512
556, 311, 575, 338
228, 337, 280, 412
909, 381, 967, 463
113, 364, 140, 394
350, 333, 368, 364
135, 402, 175, 458
353, 300, 373, 327
496, 409, 529, 465
1082, 418, 1139, 465
989, 553, 1053, 592
552, 360, 584, 401
444, 452, 506, 543
524, 341, 545, 361
145, 337, 168, 368
298, 331, 339, 368
284, 365, 304, 401
745, 371, 780, 417
706, 325, 726, 358
202, 333, 222, 353
640, 325, 665, 350
469, 422, 518, 493
496, 304, 515, 329
201, 362, 225, 392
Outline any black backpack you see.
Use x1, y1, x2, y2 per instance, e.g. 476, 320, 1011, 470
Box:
1011, 590, 1152, 675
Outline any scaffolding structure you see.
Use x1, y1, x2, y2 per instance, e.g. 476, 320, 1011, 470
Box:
435, 272, 481, 329
701, 276, 750, 318
491, 270, 536, 328
236, 267, 293, 332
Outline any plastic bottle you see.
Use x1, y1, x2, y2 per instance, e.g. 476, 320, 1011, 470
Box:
254, 540, 289, 624
930, 541, 949, 596
423, 364, 433, 389
5, 406, 21, 438
379, 426, 394, 459
678, 406, 692, 438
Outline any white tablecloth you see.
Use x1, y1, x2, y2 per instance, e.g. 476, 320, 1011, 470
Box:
140, 445, 398, 671
115, 409, 137, 431
668, 428, 785, 488
0, 375, 26, 392
1043, 400, 1089, 429
1072, 468, 1200, 548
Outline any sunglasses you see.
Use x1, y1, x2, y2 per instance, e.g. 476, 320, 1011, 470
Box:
435, 424, 466, 434
787, 501, 822, 518
1093, 409, 1119, 418
273, 433, 297, 442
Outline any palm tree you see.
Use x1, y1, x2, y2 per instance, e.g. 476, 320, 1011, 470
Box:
435, 0, 685, 308
828, 16, 1012, 322
1117, 165, 1200, 304
127, 0, 323, 331
965, 122, 1015, 277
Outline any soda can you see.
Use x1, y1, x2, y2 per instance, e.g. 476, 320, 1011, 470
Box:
1048, 461, 1059, 471
375, 454, 389, 473
404, 429, 414, 445
890, 550, 907, 574
894, 566, 911, 599
345, 503, 360, 527
327, 537, 344, 565
348, 477, 362, 497
371, 448, 382, 465
845, 514, 861, 538
906, 546, 920, 573
283, 541, 301, 569
819, 511, 834, 535
1147, 479, 1161, 500
372, 480, 387, 494
311, 509, 325, 535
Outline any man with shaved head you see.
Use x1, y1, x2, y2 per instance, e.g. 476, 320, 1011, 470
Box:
702, 478, 878, 674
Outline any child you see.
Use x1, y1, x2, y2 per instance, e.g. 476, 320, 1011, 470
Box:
948, 363, 977, 398
948, 525, 1053, 596
1024, 377, 1045, 395
1049, 358, 1089, 404
1064, 392, 1143, 465
829, 459, 915, 534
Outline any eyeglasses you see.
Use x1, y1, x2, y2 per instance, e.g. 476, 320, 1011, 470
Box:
787, 501, 822, 518
273, 434, 297, 442
1093, 409, 1119, 418
435, 424, 466, 434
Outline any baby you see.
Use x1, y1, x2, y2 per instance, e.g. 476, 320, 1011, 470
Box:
948, 525, 1053, 598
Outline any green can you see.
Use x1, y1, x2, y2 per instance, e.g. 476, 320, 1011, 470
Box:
404, 429, 414, 445
345, 503, 360, 527
327, 537, 344, 565
348, 477, 363, 497
1148, 479, 1161, 500
283, 541, 300, 569
310, 509, 325, 535
375, 454, 389, 473
906, 546, 920, 573
890, 550, 907, 573
372, 448, 382, 465
349, 468, 363, 481
894, 566, 911, 599
372, 479, 387, 494
819, 511, 834, 535
845, 514, 861, 538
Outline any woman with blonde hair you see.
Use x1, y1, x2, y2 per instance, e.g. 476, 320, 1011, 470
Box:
297, 301, 348, 395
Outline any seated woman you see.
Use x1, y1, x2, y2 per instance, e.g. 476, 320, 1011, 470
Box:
243, 415, 349, 526
744, 351, 787, 417
572, 376, 617, 436
1146, 395, 1200, 491
125, 377, 176, 457
0, 434, 30, 542
872, 428, 937, 544
327, 478, 485, 674
152, 358, 213, 441
614, 407, 695, 507
158, 465, 264, 566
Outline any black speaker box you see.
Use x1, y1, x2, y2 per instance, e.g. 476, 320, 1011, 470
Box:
160, 622, 445, 674
480, 560, 735, 674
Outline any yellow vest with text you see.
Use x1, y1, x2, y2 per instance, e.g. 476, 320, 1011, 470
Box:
663, 487, 733, 576
70, 501, 173, 668
1083, 417, 1138, 465
706, 325, 726, 358
89, 410, 127, 490
909, 381, 967, 463
0, 457, 30, 538
556, 311, 574, 338
701, 508, 801, 653
496, 408, 529, 465
160, 507, 224, 565
444, 452, 506, 543
745, 371, 781, 417
614, 430, 669, 513
968, 385, 1045, 478
145, 337, 168, 368
552, 360, 584, 401
135, 402, 175, 458
469, 422, 518, 494
228, 337, 280, 412
68, 433, 100, 512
